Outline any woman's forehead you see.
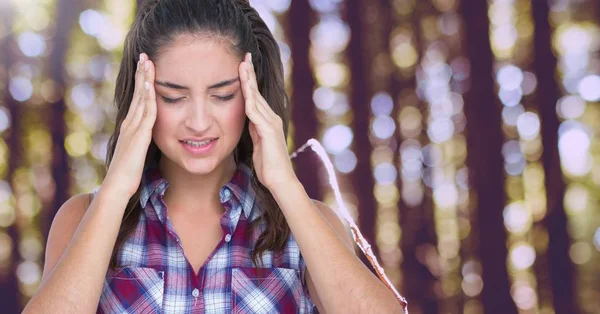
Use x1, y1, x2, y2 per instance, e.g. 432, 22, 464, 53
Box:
154, 35, 241, 89
158, 34, 239, 61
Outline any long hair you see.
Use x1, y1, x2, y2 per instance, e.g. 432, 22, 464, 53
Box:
106, 0, 291, 268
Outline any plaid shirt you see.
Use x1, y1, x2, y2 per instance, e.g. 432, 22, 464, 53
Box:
95, 162, 318, 313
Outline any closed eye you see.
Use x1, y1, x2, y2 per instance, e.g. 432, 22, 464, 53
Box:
160, 93, 236, 104
161, 96, 183, 104
215, 93, 236, 102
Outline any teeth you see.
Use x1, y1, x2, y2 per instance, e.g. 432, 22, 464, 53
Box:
184, 139, 213, 147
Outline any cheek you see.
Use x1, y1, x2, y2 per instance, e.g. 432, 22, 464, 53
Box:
226, 99, 246, 131
152, 106, 177, 139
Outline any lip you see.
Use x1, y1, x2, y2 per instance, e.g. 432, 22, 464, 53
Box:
180, 138, 218, 155
181, 137, 218, 142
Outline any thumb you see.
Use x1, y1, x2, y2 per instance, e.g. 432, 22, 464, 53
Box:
249, 122, 260, 146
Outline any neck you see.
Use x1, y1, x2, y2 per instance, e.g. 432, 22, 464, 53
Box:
159, 155, 237, 216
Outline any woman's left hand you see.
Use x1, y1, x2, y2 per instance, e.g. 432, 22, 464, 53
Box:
239, 52, 296, 190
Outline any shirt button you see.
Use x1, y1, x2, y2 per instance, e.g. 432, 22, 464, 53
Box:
225, 234, 232, 242
220, 189, 231, 203
192, 288, 200, 298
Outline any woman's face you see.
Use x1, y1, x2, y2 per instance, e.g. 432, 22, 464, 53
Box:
151, 34, 246, 175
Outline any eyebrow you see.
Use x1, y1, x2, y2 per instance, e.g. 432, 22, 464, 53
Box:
155, 77, 239, 90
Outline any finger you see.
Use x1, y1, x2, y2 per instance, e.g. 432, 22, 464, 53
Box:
131, 55, 151, 125
245, 54, 274, 123
253, 90, 279, 124
247, 53, 279, 122
142, 59, 157, 127
131, 53, 146, 106
247, 52, 260, 93
248, 121, 260, 146
123, 54, 145, 126
240, 55, 269, 128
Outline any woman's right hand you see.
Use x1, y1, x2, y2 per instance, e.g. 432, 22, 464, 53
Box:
103, 53, 157, 198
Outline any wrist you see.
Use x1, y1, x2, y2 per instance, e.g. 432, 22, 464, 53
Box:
265, 170, 298, 191
269, 178, 305, 203
96, 181, 135, 208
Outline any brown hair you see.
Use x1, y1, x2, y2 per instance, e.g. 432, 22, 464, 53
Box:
105, 0, 291, 268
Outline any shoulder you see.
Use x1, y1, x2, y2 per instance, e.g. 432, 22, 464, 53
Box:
48, 192, 93, 241
41, 193, 93, 283
310, 199, 355, 253
52, 193, 93, 227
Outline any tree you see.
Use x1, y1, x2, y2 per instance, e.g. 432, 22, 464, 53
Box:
378, 0, 440, 311
345, 0, 379, 262
287, 0, 322, 201
1, 3, 24, 312
45, 0, 83, 240
531, 0, 579, 312
459, 0, 518, 312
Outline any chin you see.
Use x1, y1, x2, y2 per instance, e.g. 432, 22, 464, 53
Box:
178, 158, 220, 175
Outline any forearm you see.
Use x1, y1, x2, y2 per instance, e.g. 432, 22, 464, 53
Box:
24, 186, 130, 314
271, 181, 403, 313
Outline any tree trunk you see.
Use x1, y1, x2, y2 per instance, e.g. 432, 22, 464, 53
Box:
287, 0, 322, 200
44, 0, 82, 239
378, 0, 440, 312
459, 0, 518, 312
531, 1, 579, 313
345, 0, 379, 263
1, 3, 24, 312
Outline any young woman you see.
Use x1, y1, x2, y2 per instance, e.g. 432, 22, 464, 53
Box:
24, 0, 403, 313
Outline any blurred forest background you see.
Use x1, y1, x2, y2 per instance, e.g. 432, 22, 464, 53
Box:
0, 0, 599, 313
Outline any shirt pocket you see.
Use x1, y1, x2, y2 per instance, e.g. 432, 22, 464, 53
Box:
231, 267, 304, 314
98, 266, 165, 314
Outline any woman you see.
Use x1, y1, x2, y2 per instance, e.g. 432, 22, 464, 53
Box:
24, 0, 403, 313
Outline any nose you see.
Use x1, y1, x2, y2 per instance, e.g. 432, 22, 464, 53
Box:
184, 100, 213, 133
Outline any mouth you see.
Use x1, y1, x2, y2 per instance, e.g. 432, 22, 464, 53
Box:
179, 138, 218, 154
180, 138, 217, 147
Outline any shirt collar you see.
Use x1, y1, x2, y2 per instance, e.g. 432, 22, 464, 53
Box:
139, 162, 256, 220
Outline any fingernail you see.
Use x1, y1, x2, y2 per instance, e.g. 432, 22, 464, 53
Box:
249, 52, 252, 64
145, 82, 150, 90
139, 53, 144, 62
144, 60, 149, 71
